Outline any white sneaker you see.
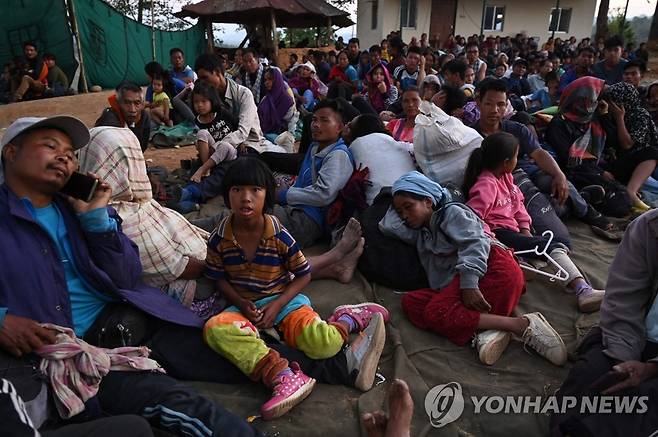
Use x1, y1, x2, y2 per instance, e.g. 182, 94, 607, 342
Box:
345, 313, 386, 391
520, 312, 567, 366
577, 288, 605, 313
475, 330, 511, 365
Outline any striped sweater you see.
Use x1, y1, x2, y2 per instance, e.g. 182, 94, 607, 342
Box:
205, 214, 311, 300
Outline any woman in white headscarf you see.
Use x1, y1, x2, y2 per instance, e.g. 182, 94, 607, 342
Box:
78, 126, 208, 307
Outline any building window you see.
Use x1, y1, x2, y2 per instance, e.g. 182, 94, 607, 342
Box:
549, 7, 572, 32
483, 6, 505, 32
400, 0, 417, 28
371, 0, 378, 29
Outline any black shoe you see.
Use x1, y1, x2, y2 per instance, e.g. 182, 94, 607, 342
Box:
579, 185, 605, 205
581, 204, 611, 230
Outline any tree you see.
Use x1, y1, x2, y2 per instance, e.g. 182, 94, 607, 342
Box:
105, 0, 191, 31
649, 0, 658, 49
595, 0, 610, 40
282, 27, 337, 48
608, 9, 636, 45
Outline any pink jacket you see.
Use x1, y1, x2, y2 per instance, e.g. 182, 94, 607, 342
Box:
466, 170, 532, 235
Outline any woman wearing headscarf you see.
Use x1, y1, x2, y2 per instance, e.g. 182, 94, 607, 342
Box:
378, 171, 565, 366
545, 76, 632, 218
258, 67, 297, 141
78, 127, 210, 310
604, 81, 658, 212
362, 62, 399, 113
287, 61, 327, 111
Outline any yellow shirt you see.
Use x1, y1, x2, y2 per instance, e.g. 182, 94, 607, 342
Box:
152, 91, 172, 109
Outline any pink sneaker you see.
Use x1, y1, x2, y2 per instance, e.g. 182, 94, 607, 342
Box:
327, 303, 390, 331
261, 362, 316, 420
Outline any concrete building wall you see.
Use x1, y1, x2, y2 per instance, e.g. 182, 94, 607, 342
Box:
453, 0, 596, 43
357, 0, 433, 48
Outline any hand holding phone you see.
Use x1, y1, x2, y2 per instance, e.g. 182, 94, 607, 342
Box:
60, 172, 99, 202
62, 172, 112, 213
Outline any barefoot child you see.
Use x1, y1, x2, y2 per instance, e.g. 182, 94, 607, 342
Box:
203, 157, 389, 420
170, 81, 239, 212
463, 132, 605, 313
189, 81, 239, 182
380, 171, 566, 366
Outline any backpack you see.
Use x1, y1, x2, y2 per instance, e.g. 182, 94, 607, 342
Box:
310, 142, 371, 230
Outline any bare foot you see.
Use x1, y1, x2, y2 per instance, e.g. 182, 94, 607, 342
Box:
384, 379, 413, 437
333, 237, 365, 283
334, 217, 362, 255
362, 411, 388, 437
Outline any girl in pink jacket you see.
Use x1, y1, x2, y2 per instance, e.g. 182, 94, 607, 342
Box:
463, 132, 604, 313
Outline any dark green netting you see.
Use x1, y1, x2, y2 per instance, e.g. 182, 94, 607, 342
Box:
75, 0, 205, 88
0, 0, 205, 90
0, 0, 77, 83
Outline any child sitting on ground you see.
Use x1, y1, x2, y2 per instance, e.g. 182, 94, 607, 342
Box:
380, 171, 567, 366
203, 157, 389, 420
171, 81, 239, 212
463, 132, 605, 313
147, 73, 173, 126
188, 81, 238, 182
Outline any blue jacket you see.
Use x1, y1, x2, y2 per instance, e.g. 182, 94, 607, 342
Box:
279, 139, 354, 226
0, 184, 204, 330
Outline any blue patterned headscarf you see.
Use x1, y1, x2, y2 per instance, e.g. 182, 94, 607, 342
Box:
392, 171, 449, 206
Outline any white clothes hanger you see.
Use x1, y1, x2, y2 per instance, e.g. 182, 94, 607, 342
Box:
514, 230, 570, 282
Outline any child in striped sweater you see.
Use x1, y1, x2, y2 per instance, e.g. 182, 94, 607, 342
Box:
203, 157, 389, 420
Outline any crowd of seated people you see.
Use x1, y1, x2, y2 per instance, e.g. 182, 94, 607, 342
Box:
3, 29, 658, 436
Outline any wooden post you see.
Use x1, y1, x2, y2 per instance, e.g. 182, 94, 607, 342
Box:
206, 18, 215, 52
270, 10, 279, 61
479, 0, 486, 36
65, 0, 88, 93
150, 0, 156, 61
327, 17, 332, 46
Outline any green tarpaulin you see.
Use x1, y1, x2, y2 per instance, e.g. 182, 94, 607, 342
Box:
0, 0, 77, 84
0, 0, 205, 91
75, 0, 205, 88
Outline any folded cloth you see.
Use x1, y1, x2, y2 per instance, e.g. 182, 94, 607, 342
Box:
36, 324, 164, 419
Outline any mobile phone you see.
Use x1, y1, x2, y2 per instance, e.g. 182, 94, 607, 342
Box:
589, 370, 630, 393
60, 172, 99, 202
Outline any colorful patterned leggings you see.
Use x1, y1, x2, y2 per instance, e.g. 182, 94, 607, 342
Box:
203, 294, 348, 387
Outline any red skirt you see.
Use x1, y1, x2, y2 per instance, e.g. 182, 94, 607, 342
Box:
401, 244, 525, 346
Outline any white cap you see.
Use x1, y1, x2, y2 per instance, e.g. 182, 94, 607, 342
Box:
1, 116, 90, 150
294, 61, 317, 74
0, 116, 89, 185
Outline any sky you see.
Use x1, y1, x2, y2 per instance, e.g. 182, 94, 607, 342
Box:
172, 0, 655, 47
